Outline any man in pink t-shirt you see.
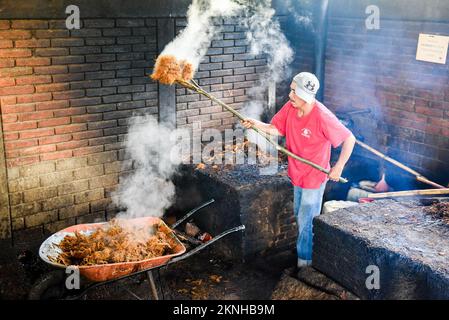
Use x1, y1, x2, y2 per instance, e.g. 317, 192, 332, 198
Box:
242, 72, 356, 268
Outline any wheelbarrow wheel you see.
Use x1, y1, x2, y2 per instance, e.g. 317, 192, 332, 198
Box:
28, 270, 67, 300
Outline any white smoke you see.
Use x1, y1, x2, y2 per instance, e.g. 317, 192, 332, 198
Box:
162, 0, 243, 69
239, 2, 293, 152
112, 115, 186, 219
243, 3, 294, 84
284, 0, 314, 31
161, 0, 297, 157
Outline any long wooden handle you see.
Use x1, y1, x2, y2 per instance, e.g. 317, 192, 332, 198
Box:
367, 188, 449, 199
178, 80, 348, 183
355, 140, 445, 189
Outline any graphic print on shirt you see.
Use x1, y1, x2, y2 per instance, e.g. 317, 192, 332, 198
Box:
301, 128, 312, 139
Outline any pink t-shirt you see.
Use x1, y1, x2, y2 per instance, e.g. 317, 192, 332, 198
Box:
271, 101, 352, 189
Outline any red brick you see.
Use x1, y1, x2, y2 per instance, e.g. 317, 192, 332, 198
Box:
53, 90, 85, 100
35, 29, 69, 38
71, 114, 103, 123
0, 20, 10, 29
55, 124, 87, 134
428, 117, 449, 128
415, 106, 444, 118
0, 85, 34, 96
4, 139, 37, 150
72, 130, 103, 140
19, 111, 53, 121
0, 48, 32, 58
17, 92, 51, 104
15, 39, 50, 48
0, 58, 14, 67
3, 121, 37, 131
16, 75, 52, 85
20, 144, 56, 156
0, 39, 12, 48
35, 48, 69, 57
53, 107, 86, 117
425, 124, 442, 136
72, 145, 103, 157
19, 128, 54, 139
7, 156, 40, 168
0, 78, 15, 86
1, 103, 35, 114
5, 149, 19, 158
38, 117, 71, 128
3, 132, 19, 140
36, 83, 70, 93
11, 20, 48, 29
51, 38, 84, 47
34, 65, 68, 75
57, 140, 89, 151
389, 117, 427, 131
388, 109, 427, 123
40, 150, 72, 161
0, 96, 17, 105
16, 57, 51, 66
0, 30, 31, 40
441, 127, 449, 138
0, 67, 32, 77
36, 100, 68, 111
2, 114, 17, 123
39, 134, 72, 145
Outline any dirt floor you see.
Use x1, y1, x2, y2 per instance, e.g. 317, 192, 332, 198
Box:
84, 250, 282, 300
0, 245, 358, 300
0, 247, 282, 300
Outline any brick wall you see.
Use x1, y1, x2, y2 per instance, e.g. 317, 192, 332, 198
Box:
324, 17, 449, 185
0, 17, 270, 244
0, 18, 159, 244
175, 17, 268, 132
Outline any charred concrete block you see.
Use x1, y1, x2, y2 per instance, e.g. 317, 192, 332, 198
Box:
172, 164, 294, 261
313, 199, 449, 299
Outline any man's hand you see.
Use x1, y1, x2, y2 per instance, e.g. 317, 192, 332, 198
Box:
328, 164, 344, 182
241, 118, 256, 129
240, 118, 282, 136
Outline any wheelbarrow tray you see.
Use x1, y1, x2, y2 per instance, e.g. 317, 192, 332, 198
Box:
39, 216, 186, 282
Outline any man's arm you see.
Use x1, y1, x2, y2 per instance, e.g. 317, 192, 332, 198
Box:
328, 134, 356, 182
241, 118, 283, 136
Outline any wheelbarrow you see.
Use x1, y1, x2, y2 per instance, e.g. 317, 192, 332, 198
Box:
29, 199, 245, 300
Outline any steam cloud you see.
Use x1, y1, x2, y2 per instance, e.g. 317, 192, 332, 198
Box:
112, 115, 185, 219
161, 0, 299, 155
162, 0, 242, 69
239, 1, 293, 150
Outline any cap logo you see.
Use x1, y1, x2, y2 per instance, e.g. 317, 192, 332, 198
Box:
305, 80, 315, 92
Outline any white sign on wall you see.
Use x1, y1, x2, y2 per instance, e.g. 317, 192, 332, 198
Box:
416, 33, 449, 64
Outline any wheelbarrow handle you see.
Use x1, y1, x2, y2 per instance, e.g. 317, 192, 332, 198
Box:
167, 225, 245, 265
171, 198, 215, 229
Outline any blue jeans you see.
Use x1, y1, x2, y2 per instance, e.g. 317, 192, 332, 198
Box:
293, 182, 326, 262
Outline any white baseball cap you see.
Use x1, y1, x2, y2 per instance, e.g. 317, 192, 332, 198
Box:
293, 72, 320, 104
